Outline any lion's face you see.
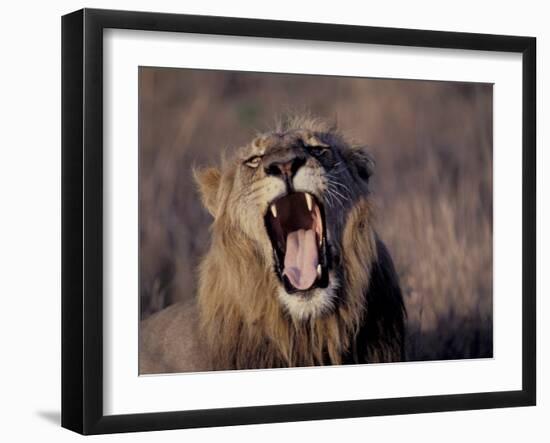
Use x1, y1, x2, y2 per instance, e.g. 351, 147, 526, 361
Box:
196, 126, 374, 320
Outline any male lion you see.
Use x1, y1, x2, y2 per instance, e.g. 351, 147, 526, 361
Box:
140, 117, 405, 373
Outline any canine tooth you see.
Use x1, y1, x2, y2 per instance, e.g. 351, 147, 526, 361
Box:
305, 193, 313, 211
270, 204, 277, 218
317, 264, 322, 279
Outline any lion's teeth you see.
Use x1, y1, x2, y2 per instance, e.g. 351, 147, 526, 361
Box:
305, 193, 313, 211
270, 204, 277, 218
317, 264, 322, 279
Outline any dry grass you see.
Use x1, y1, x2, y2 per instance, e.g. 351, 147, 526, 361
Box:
139, 67, 493, 361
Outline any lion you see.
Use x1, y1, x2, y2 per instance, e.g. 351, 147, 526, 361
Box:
140, 116, 406, 374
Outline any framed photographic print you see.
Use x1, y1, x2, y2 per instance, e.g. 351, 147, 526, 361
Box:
61, 8, 536, 435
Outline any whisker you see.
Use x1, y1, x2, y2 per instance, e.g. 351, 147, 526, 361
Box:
325, 176, 352, 195
323, 188, 337, 208
327, 180, 351, 194
325, 190, 341, 208
327, 185, 350, 204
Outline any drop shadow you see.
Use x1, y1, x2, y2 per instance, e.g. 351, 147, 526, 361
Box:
36, 410, 61, 426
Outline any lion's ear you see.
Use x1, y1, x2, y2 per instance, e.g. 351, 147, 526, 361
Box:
348, 147, 375, 182
193, 167, 221, 217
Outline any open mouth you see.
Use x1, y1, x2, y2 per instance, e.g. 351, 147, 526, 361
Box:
265, 192, 329, 294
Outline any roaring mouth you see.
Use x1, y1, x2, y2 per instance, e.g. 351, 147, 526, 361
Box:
265, 192, 329, 294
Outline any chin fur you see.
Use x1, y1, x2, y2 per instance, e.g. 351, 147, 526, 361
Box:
278, 273, 340, 321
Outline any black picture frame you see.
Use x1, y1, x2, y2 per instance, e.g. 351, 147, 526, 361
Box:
61, 8, 536, 435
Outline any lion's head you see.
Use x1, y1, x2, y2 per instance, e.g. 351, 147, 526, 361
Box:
194, 117, 399, 369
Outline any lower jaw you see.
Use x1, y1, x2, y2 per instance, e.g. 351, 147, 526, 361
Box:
282, 275, 314, 296
277, 279, 337, 321
280, 267, 330, 295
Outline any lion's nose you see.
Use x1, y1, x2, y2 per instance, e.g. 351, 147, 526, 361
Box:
265, 157, 306, 180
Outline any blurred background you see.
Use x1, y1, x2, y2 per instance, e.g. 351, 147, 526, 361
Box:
139, 67, 493, 361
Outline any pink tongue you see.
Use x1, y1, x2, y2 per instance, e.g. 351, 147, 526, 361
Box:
283, 229, 318, 290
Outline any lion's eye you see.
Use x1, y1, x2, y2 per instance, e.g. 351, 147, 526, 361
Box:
309, 146, 329, 156
244, 156, 262, 168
